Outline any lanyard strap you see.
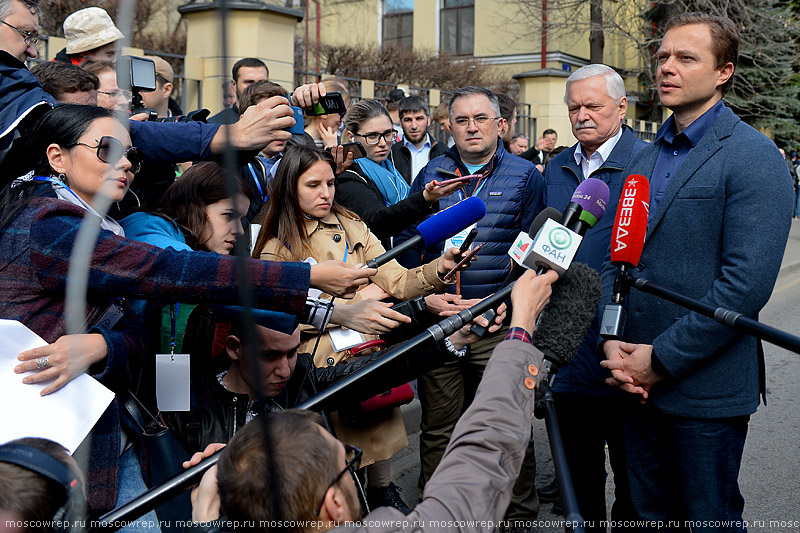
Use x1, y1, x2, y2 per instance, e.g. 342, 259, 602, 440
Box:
169, 303, 179, 357
32, 176, 84, 203
456, 144, 506, 201
333, 215, 349, 262
247, 163, 268, 204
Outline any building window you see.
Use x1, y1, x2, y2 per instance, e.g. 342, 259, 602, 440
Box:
383, 0, 414, 50
440, 0, 473, 56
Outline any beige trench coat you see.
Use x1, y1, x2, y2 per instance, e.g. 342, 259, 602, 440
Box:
259, 211, 452, 464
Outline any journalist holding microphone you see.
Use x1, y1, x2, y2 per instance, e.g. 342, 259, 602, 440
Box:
251, 144, 473, 512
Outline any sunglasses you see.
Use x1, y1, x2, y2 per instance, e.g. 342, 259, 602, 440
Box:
74, 136, 142, 174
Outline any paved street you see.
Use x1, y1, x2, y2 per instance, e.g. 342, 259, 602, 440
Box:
392, 220, 800, 532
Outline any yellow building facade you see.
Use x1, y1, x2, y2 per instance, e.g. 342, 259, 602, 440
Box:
299, 0, 651, 144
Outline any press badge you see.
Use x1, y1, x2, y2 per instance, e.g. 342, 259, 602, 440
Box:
156, 353, 191, 411
444, 223, 477, 252
93, 299, 125, 330
329, 327, 366, 353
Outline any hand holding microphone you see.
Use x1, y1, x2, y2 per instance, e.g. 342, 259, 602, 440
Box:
365, 196, 487, 270
510, 269, 560, 335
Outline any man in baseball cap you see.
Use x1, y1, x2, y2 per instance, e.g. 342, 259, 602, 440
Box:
141, 55, 177, 118
54, 7, 124, 66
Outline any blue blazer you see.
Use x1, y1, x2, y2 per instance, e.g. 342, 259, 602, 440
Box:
600, 106, 794, 418
545, 126, 647, 394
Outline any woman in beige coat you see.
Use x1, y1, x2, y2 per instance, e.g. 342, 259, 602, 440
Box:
252, 144, 463, 513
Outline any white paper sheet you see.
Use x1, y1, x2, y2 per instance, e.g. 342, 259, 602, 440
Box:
0, 319, 115, 453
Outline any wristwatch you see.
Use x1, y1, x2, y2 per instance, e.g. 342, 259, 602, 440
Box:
443, 337, 468, 358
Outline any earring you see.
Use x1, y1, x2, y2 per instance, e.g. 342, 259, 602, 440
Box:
116, 188, 141, 210
127, 188, 141, 208
52, 172, 68, 185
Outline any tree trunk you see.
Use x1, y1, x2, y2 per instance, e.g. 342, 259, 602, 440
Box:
590, 0, 604, 64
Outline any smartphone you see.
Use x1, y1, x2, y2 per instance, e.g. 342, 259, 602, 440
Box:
308, 92, 347, 116
287, 106, 305, 135
436, 175, 479, 187
436, 167, 459, 179
444, 243, 482, 280
459, 228, 479, 254
340, 141, 367, 159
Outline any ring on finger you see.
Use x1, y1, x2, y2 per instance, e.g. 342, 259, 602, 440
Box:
36, 356, 51, 369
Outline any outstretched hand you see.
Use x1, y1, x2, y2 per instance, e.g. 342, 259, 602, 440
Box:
184, 443, 225, 524
330, 144, 355, 175
509, 269, 558, 334
331, 299, 411, 334
310, 261, 377, 299
15, 334, 108, 396
423, 179, 468, 202
450, 301, 507, 350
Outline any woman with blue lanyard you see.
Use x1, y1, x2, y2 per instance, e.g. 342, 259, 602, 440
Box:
121, 161, 399, 384
120, 162, 251, 358
335, 99, 463, 245
253, 144, 469, 514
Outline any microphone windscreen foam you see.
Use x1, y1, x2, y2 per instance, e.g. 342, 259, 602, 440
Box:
610, 174, 650, 267
571, 178, 610, 228
530, 207, 562, 235
532, 262, 601, 368
418, 196, 486, 246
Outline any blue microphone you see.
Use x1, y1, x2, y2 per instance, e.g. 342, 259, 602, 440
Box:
365, 197, 487, 269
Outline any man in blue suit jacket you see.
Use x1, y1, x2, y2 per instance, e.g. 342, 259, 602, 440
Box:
600, 13, 793, 531
543, 64, 646, 531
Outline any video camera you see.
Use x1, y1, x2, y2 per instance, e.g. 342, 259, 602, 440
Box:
117, 55, 210, 123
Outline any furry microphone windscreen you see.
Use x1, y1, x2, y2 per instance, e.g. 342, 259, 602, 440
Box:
532, 262, 602, 368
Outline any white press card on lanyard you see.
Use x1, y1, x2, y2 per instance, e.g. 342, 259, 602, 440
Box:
156, 303, 191, 411
329, 327, 367, 353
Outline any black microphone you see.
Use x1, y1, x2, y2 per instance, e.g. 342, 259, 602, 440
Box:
365, 196, 486, 269
470, 207, 562, 337
533, 262, 602, 370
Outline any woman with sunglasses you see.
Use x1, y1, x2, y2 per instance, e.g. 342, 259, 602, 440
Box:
335, 99, 463, 244
252, 144, 470, 513
0, 105, 373, 522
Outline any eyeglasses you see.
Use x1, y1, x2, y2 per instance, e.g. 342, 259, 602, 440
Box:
74, 136, 143, 174
451, 115, 500, 128
98, 89, 132, 100
0, 19, 39, 47
355, 130, 396, 145
314, 444, 363, 515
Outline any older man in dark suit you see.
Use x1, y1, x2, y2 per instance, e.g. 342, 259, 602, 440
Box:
600, 13, 793, 532
543, 63, 646, 530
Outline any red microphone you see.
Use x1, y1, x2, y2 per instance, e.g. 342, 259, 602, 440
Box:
600, 174, 650, 340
